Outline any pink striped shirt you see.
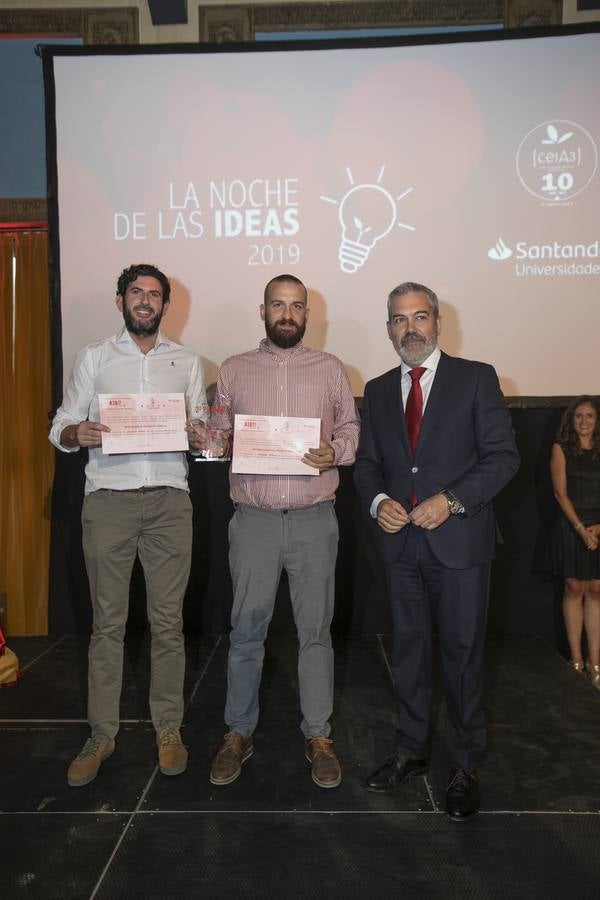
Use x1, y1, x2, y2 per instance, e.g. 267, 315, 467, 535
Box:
213, 339, 360, 509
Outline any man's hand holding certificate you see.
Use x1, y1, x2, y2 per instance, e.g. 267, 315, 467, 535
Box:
99, 393, 188, 454
302, 438, 336, 471
232, 415, 327, 476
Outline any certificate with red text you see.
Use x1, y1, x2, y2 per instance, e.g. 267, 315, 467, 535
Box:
232, 414, 320, 476
99, 393, 188, 454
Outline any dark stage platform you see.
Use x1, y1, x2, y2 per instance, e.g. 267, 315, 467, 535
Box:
1, 632, 600, 899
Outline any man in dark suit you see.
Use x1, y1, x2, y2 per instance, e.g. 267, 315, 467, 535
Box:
354, 282, 519, 820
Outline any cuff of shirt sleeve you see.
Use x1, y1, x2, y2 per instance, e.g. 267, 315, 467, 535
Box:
370, 493, 389, 519
49, 424, 80, 453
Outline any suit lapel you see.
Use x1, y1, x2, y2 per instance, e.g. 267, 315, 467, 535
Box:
386, 366, 411, 456
417, 352, 452, 451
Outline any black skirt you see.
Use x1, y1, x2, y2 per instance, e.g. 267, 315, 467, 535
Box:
551, 515, 600, 580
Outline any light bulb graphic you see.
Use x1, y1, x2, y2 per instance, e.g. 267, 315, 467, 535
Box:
337, 184, 396, 273
321, 167, 415, 274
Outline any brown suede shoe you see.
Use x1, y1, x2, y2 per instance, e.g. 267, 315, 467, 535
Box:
156, 728, 188, 776
67, 735, 115, 787
305, 736, 342, 788
210, 731, 253, 785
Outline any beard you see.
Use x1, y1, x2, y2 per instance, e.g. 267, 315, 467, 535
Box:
265, 316, 306, 349
122, 303, 162, 337
397, 332, 438, 366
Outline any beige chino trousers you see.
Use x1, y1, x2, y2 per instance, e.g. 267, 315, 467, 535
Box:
82, 487, 192, 739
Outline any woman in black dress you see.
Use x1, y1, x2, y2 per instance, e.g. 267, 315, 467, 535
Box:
550, 396, 600, 689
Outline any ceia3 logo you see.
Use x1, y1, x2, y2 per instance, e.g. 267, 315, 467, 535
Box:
516, 120, 598, 204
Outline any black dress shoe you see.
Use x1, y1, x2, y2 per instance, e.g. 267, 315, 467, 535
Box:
445, 768, 479, 821
365, 754, 429, 793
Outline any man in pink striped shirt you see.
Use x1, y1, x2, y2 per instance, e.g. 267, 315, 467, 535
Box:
209, 274, 360, 789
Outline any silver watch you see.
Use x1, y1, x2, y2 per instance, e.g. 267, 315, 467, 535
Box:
442, 490, 465, 515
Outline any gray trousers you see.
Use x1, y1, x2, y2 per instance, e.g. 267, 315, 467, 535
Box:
225, 502, 339, 738
82, 487, 192, 739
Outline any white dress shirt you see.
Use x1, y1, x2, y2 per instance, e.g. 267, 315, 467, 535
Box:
49, 327, 206, 494
370, 347, 441, 517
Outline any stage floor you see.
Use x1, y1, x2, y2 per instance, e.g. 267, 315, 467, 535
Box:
1, 632, 600, 899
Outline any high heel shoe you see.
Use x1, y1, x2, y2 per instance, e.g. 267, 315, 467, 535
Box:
585, 661, 600, 690
570, 660, 585, 675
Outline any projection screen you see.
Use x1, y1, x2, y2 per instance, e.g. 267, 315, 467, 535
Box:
45, 27, 600, 398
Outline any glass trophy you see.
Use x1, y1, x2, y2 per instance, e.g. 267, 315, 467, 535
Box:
189, 419, 231, 462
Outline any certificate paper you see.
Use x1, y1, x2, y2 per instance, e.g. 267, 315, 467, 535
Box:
99, 393, 188, 454
232, 415, 321, 476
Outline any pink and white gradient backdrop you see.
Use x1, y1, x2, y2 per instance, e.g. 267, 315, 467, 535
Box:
53, 33, 600, 396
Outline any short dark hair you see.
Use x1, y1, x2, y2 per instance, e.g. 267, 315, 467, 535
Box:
117, 264, 170, 305
387, 282, 439, 321
263, 274, 307, 304
556, 395, 600, 459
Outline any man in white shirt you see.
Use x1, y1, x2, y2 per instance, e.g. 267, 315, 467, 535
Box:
50, 264, 206, 786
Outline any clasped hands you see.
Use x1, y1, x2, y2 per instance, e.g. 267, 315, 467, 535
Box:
579, 524, 599, 552
377, 494, 450, 533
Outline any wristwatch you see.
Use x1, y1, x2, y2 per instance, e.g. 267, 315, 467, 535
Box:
441, 490, 465, 516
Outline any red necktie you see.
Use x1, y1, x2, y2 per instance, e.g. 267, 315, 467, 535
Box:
405, 366, 426, 453
405, 367, 426, 505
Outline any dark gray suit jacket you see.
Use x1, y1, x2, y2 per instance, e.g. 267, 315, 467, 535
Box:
354, 352, 520, 569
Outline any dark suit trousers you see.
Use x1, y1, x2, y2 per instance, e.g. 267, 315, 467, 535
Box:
385, 524, 490, 773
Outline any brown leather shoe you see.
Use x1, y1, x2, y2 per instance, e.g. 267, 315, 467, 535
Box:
67, 735, 115, 787
210, 731, 253, 785
305, 736, 342, 788
156, 728, 188, 776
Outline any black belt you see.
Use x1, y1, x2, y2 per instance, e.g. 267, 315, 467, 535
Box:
98, 486, 168, 493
